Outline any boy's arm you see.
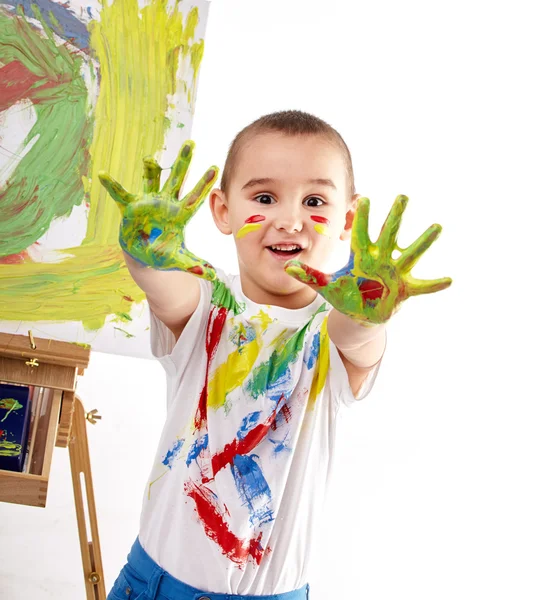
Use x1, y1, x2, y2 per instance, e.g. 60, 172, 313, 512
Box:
327, 308, 386, 396
123, 252, 200, 341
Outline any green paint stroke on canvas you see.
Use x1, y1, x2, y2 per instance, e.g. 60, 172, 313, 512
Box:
0, 5, 91, 257
0, 398, 23, 422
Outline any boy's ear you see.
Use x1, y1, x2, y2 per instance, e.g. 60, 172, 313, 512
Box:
209, 188, 232, 235
339, 193, 361, 241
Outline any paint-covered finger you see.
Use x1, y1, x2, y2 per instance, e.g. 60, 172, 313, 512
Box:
98, 171, 135, 207
143, 156, 162, 194
182, 166, 219, 216
351, 197, 372, 250
395, 223, 442, 273
406, 275, 452, 297
161, 140, 195, 198
284, 260, 329, 288
377, 195, 408, 261
178, 247, 217, 281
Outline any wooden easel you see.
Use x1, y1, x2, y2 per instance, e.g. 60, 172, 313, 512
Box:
0, 331, 106, 600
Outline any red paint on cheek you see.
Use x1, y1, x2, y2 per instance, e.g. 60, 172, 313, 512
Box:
359, 279, 385, 303
310, 215, 329, 225
245, 214, 266, 224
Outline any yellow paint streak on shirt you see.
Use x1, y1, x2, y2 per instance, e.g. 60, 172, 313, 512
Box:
236, 223, 262, 239
207, 336, 261, 410
270, 327, 289, 348
251, 309, 273, 331
307, 318, 330, 411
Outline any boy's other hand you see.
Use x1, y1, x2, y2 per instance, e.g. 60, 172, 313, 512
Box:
284, 195, 452, 325
98, 141, 219, 281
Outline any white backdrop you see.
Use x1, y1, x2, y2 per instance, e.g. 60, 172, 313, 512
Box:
1, 0, 550, 598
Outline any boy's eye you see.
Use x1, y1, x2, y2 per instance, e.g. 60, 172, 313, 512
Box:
254, 194, 275, 205
304, 196, 325, 207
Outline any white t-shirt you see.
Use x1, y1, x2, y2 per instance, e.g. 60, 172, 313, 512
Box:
139, 270, 382, 595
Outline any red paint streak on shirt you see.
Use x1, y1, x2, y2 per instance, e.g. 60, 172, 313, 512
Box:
184, 479, 266, 566
244, 214, 266, 224
272, 402, 291, 431
195, 306, 228, 429
310, 215, 329, 224
211, 395, 286, 476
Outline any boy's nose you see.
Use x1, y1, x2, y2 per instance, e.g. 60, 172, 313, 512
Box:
274, 208, 303, 233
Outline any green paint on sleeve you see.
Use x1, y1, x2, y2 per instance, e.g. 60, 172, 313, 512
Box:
211, 279, 245, 315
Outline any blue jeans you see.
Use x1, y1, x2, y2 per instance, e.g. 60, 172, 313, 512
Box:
107, 537, 311, 600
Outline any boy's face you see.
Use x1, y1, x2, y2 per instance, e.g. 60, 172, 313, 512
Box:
210, 132, 357, 308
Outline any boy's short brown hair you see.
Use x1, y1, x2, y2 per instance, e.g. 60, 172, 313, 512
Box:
220, 110, 355, 198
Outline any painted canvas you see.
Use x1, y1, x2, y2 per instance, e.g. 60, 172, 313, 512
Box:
0, 0, 210, 358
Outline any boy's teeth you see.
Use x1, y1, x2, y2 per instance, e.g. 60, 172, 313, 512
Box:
271, 245, 300, 251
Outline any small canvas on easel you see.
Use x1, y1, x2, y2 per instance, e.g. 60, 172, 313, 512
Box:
0, 383, 32, 472
0, 0, 210, 358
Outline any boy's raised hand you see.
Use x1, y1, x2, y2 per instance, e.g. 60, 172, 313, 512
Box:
98, 141, 218, 280
284, 196, 452, 325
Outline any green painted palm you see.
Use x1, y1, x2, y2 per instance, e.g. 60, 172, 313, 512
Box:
285, 195, 452, 325
98, 141, 218, 279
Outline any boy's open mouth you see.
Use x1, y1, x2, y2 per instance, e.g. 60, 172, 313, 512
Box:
267, 244, 303, 258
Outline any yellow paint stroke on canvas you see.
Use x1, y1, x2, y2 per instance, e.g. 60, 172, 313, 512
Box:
0, 2, 205, 330
307, 318, 329, 411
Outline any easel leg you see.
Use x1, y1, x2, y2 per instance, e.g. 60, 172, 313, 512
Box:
68, 395, 106, 600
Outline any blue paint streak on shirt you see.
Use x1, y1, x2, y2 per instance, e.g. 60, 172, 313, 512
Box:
186, 434, 208, 467
231, 454, 274, 527
265, 368, 293, 406
162, 438, 184, 469
237, 412, 261, 440
269, 432, 291, 456
304, 331, 321, 369
6, 0, 90, 49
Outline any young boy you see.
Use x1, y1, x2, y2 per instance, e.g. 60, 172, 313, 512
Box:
99, 110, 451, 600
